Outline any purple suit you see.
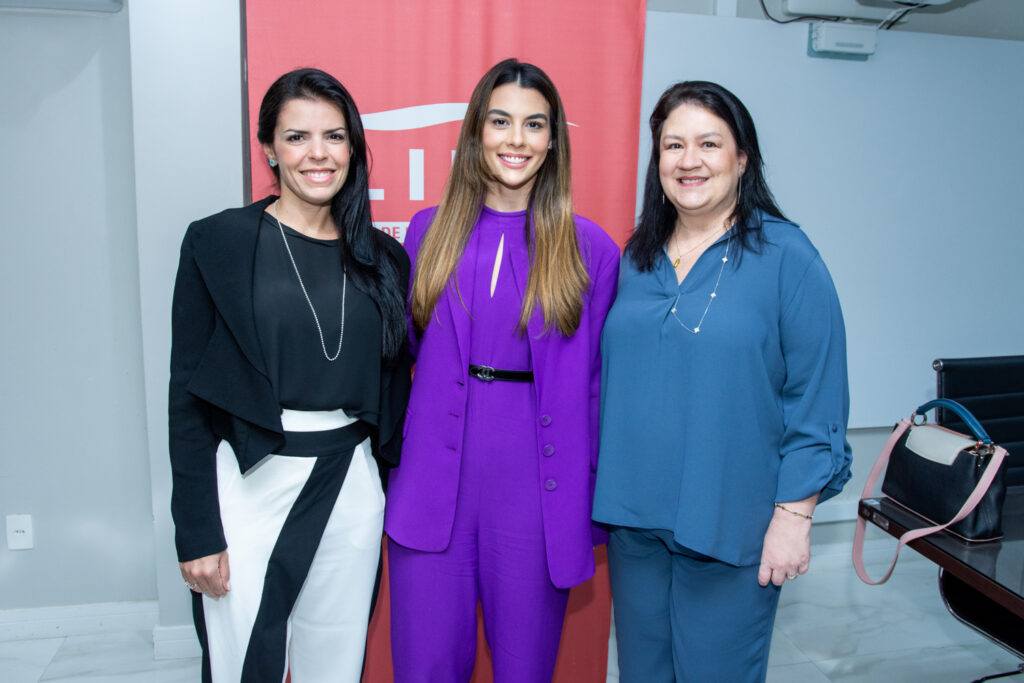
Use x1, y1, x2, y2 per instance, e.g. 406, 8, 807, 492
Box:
384, 205, 619, 681
385, 206, 619, 587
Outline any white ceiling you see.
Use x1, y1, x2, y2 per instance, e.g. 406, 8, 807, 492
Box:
648, 0, 1024, 42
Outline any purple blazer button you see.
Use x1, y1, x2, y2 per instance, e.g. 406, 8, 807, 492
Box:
540, 414, 552, 427
542, 444, 555, 457
544, 479, 557, 491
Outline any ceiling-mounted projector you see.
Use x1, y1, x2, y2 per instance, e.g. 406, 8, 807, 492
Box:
785, 0, 953, 21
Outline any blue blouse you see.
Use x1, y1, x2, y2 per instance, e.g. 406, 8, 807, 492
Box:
592, 212, 852, 567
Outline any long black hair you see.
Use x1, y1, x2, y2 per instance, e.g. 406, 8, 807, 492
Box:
626, 80, 787, 272
256, 68, 406, 361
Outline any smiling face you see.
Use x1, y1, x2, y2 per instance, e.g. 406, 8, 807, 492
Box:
262, 97, 351, 211
658, 102, 747, 228
480, 83, 552, 211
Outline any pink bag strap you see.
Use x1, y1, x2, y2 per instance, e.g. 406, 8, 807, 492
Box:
851, 418, 1008, 585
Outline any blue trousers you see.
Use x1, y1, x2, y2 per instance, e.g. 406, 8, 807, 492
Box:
608, 527, 781, 683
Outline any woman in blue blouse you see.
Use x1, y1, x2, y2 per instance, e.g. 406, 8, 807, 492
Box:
593, 81, 852, 682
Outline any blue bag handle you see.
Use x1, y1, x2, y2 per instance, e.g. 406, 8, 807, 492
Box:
914, 398, 992, 444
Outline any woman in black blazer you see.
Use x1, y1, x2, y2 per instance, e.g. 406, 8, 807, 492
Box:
170, 68, 410, 682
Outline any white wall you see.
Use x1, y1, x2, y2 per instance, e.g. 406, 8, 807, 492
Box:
640, 12, 1024, 429
127, 0, 244, 654
0, 0, 243, 652
0, 8, 154, 608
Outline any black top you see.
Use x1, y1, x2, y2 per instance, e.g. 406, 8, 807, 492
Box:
169, 197, 411, 562
254, 212, 381, 417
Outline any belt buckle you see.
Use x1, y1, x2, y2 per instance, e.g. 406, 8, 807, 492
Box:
474, 365, 495, 382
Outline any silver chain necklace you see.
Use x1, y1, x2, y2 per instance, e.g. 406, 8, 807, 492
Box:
272, 202, 346, 361
670, 236, 731, 335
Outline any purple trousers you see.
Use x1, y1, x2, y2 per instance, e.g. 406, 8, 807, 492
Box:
388, 369, 570, 682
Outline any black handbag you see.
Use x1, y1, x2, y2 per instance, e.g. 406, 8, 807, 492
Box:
853, 399, 1008, 585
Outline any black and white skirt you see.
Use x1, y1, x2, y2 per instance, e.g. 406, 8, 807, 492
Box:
194, 408, 384, 683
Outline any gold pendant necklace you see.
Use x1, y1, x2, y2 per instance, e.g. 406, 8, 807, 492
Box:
669, 228, 723, 269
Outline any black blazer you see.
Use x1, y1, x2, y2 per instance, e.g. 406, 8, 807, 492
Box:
168, 196, 410, 562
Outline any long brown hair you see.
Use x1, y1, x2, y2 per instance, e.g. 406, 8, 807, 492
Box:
410, 58, 589, 337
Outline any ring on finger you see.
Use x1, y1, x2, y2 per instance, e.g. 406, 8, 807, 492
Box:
184, 581, 198, 590
786, 573, 797, 580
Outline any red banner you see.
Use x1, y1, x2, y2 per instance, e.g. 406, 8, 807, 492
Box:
245, 0, 644, 248
244, 2, 646, 679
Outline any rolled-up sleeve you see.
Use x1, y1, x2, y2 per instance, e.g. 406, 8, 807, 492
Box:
775, 255, 852, 504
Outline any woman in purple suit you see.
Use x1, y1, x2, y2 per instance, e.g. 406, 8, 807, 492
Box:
384, 58, 619, 682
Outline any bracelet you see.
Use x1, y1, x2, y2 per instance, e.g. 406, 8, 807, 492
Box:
775, 503, 813, 520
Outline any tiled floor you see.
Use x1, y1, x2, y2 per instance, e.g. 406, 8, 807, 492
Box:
2, 541, 1020, 682
763, 541, 1022, 683
0, 630, 197, 682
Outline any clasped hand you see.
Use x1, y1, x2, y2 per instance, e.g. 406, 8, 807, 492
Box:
180, 550, 231, 599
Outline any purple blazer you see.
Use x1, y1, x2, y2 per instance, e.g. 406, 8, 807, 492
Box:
384, 207, 620, 589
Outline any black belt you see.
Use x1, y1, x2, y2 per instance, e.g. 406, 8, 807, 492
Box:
468, 364, 534, 382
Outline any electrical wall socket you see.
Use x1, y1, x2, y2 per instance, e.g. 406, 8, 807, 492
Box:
6, 514, 33, 550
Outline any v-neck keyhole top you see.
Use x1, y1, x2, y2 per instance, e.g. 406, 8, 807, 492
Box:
466, 206, 532, 372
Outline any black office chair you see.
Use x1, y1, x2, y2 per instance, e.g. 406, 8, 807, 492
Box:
934, 355, 1024, 487
933, 356, 1024, 679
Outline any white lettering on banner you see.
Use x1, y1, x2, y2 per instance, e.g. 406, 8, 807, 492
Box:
409, 149, 424, 201
361, 103, 468, 131
362, 104, 468, 208
373, 222, 409, 242
369, 148, 456, 203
